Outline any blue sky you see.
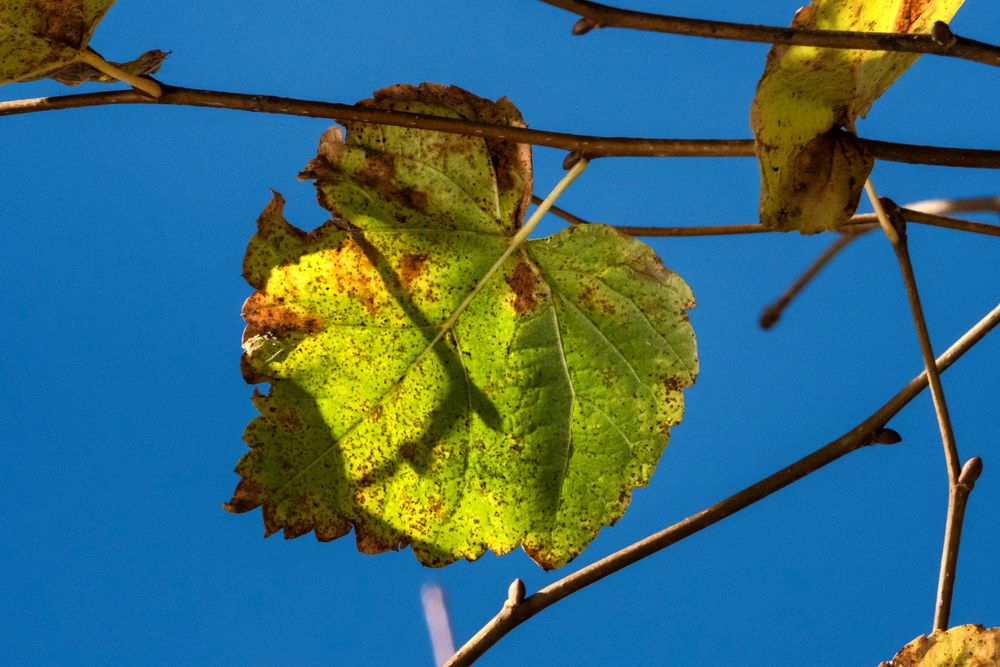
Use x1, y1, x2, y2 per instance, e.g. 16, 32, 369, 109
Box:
1, 1, 998, 665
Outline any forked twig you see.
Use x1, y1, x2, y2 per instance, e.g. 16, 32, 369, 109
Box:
934, 457, 983, 632
863, 181, 978, 633
542, 0, 1000, 67
444, 302, 1000, 666
865, 185, 961, 483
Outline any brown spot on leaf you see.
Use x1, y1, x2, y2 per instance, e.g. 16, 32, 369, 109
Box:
33, 0, 90, 46
398, 253, 428, 288
578, 285, 617, 316
242, 292, 323, 337
895, 0, 935, 32
505, 261, 542, 315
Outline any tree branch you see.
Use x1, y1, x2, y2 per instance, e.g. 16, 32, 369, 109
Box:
532, 195, 1000, 238
934, 457, 983, 631
1, 87, 999, 168
444, 301, 1000, 666
542, 0, 1000, 68
866, 189, 961, 483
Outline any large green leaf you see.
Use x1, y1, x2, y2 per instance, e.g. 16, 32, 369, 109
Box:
880, 625, 1000, 666
750, 0, 964, 233
225, 84, 698, 569
0, 0, 164, 85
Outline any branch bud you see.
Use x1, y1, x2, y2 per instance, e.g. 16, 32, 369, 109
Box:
572, 17, 599, 35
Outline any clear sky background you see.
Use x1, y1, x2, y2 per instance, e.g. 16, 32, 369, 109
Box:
2, 2, 998, 665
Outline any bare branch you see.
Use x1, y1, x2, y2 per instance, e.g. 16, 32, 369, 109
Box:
541, 0, 1000, 67
758, 194, 1000, 328
934, 457, 984, 631
1, 88, 999, 168
760, 230, 868, 329
866, 188, 961, 483
444, 302, 1000, 667
532, 195, 1000, 238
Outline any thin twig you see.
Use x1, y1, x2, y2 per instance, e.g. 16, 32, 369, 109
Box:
901, 208, 1000, 236
531, 196, 1000, 238
865, 184, 961, 483
541, 0, 1000, 67
444, 302, 1000, 667
759, 230, 868, 329
757, 196, 1000, 328
1, 88, 999, 168
934, 457, 983, 631
865, 181, 970, 634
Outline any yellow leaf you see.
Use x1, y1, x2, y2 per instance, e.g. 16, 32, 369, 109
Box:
750, 0, 964, 233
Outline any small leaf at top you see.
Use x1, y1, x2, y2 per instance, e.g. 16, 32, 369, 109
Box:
225, 83, 699, 569
0, 0, 166, 86
750, 0, 964, 233
879, 625, 1000, 666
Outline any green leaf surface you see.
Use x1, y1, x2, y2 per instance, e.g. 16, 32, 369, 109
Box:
0, 0, 165, 86
225, 84, 698, 569
750, 0, 964, 233
880, 625, 1000, 666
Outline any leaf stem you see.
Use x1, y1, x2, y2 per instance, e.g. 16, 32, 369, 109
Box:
443, 301, 1000, 667
76, 50, 162, 98
934, 457, 983, 631
1, 89, 998, 168
542, 0, 1000, 67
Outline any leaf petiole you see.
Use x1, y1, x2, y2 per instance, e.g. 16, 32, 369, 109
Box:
77, 49, 162, 98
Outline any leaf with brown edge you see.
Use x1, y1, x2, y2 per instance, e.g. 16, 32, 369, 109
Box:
225, 84, 699, 569
880, 625, 1000, 666
750, 0, 965, 233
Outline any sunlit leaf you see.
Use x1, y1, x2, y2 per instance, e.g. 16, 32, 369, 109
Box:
750, 0, 964, 233
880, 625, 1000, 666
225, 84, 698, 569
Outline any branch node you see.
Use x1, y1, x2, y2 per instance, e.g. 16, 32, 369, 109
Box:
563, 151, 586, 170
505, 578, 526, 608
878, 196, 908, 242
931, 21, 957, 48
958, 457, 983, 489
873, 428, 903, 445
572, 17, 600, 35
759, 306, 781, 330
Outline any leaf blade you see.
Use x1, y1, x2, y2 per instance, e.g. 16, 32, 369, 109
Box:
228, 85, 698, 569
